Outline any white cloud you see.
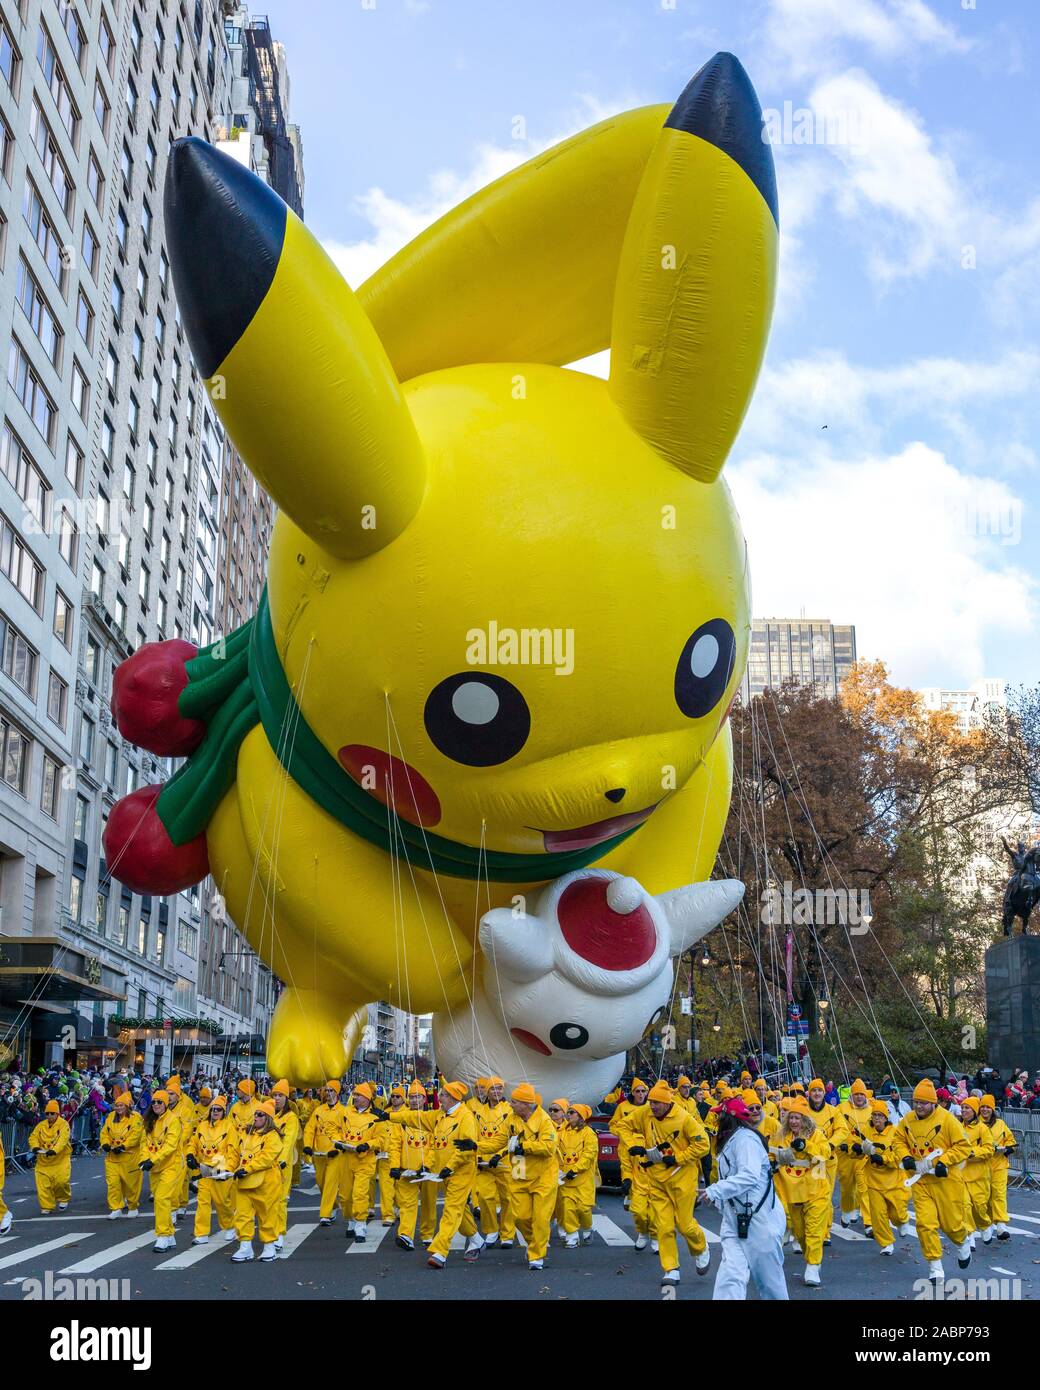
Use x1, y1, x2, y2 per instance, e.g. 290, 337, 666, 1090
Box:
763, 0, 971, 84
728, 442, 1034, 688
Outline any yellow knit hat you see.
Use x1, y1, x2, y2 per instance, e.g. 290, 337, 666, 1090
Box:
511, 1083, 538, 1104
913, 1079, 937, 1103
648, 1080, 674, 1103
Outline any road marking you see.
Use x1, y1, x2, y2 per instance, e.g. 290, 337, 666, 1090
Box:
0, 1238, 16, 1248
58, 1231, 157, 1273
591, 1215, 635, 1247
1003, 1225, 1038, 1238
279, 1222, 319, 1258
0, 1232, 93, 1270
155, 1238, 230, 1270
1009, 1214, 1040, 1226
298, 1186, 320, 1197
346, 1223, 391, 1254
829, 1224, 868, 1242
990, 1265, 1016, 1276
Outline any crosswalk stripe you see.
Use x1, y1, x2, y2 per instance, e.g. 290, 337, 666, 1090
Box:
278, 1222, 319, 1258
591, 1214, 634, 1247
829, 1224, 868, 1241
0, 1232, 93, 1270
0, 1237, 17, 1248
58, 1231, 157, 1274
1003, 1225, 1038, 1238
1008, 1213, 1040, 1226
990, 1265, 1016, 1276
156, 1237, 231, 1270
346, 1223, 391, 1254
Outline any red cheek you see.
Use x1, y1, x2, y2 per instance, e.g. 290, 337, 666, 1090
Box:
338, 745, 442, 828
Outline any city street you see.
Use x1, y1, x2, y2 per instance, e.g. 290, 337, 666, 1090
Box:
1, 1157, 1036, 1302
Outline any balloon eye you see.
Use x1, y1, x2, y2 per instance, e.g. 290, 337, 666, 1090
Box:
549, 1022, 589, 1051
424, 673, 531, 767
674, 619, 736, 719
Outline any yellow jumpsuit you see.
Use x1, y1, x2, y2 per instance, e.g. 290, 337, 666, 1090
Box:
141, 1111, 183, 1238
960, 1118, 994, 1235
769, 1126, 833, 1265
189, 1116, 236, 1236
230, 1127, 284, 1245
294, 1095, 318, 1185
862, 1122, 909, 1248
557, 1123, 600, 1235
612, 1100, 653, 1236
373, 1113, 396, 1223
475, 1100, 516, 1241
0, 1129, 7, 1226
892, 1108, 972, 1262
303, 1101, 348, 1219
229, 1096, 259, 1138
985, 1115, 1015, 1226
387, 1110, 438, 1243
337, 1104, 383, 1225
499, 1106, 559, 1264
837, 1099, 872, 1219
629, 1105, 709, 1275
389, 1102, 479, 1259
164, 1095, 195, 1210
99, 1111, 144, 1212
272, 1106, 300, 1238
808, 1101, 847, 1203
29, 1117, 72, 1212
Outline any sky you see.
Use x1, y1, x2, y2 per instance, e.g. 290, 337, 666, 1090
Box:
259, 0, 1039, 693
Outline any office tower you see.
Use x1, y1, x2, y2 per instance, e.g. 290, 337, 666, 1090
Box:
742, 616, 858, 702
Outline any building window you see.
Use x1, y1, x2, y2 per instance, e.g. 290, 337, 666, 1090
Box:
76, 289, 94, 349
53, 589, 72, 648
60, 2, 87, 71
111, 273, 124, 322
36, 25, 80, 149
0, 514, 43, 612
0, 712, 30, 794
104, 740, 118, 785
81, 219, 99, 280
2, 621, 38, 695
69, 872, 83, 922
28, 98, 74, 220
100, 14, 114, 75
80, 713, 94, 764
73, 793, 88, 840
90, 559, 103, 598
22, 180, 68, 294
16, 257, 63, 368
8, 340, 57, 445
0, 15, 21, 97
0, 111, 11, 184
71, 360, 89, 423
65, 434, 83, 494
58, 506, 77, 569
114, 905, 128, 947
85, 633, 101, 685
1, 422, 50, 531
41, 752, 60, 818
93, 78, 110, 138
46, 669, 67, 727
87, 150, 104, 209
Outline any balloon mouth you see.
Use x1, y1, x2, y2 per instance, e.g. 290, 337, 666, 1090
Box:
511, 1028, 552, 1056
538, 804, 658, 852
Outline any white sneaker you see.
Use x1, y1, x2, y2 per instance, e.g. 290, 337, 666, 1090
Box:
634, 1233, 648, 1250
898, 1221, 913, 1236
695, 1248, 711, 1274
982, 1226, 994, 1244
581, 1229, 593, 1245
662, 1268, 680, 1284
928, 1259, 945, 1282
57, 1202, 69, 1211
427, 1252, 446, 1269
126, 1209, 138, 1220
879, 1244, 894, 1256
0, 1212, 11, 1234
274, 1236, 284, 1250
564, 1233, 579, 1249
996, 1223, 1010, 1240
259, 1243, 278, 1261
956, 1239, 972, 1269
224, 1228, 237, 1243
804, 1264, 821, 1286
464, 1234, 485, 1256
650, 1239, 659, 1253
231, 1242, 255, 1262
484, 1232, 499, 1247
528, 1258, 544, 1270
192, 1235, 210, 1246
153, 1235, 174, 1252
108, 1209, 124, 1220
353, 1222, 367, 1244
848, 1209, 859, 1224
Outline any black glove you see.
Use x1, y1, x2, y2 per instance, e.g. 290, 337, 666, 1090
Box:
372, 1109, 389, 1121
851, 1142, 863, 1155
186, 1155, 199, 1169
564, 1169, 576, 1181
869, 1152, 884, 1166
302, 1146, 313, 1156
621, 1177, 631, 1195
513, 1141, 525, 1156
112, 1145, 125, 1154
44, 1149, 56, 1157
453, 1138, 477, 1151
662, 1155, 678, 1168
389, 1167, 403, 1180
487, 1155, 501, 1169
334, 1141, 349, 1151
838, 1143, 849, 1153
628, 1146, 647, 1157
791, 1138, 806, 1152
233, 1167, 247, 1179
933, 1161, 948, 1178
101, 1143, 111, 1152
437, 1167, 452, 1180
139, 1159, 154, 1171
901, 1156, 916, 1171
355, 1142, 369, 1155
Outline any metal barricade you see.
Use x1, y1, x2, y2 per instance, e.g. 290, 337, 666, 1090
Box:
1004, 1108, 1040, 1188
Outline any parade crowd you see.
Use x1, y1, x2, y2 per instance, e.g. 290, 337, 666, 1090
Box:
0, 1055, 1027, 1298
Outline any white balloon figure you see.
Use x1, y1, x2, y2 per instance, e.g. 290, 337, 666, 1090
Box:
433, 869, 743, 1105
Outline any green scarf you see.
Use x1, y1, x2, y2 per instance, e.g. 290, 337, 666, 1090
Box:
156, 590, 641, 882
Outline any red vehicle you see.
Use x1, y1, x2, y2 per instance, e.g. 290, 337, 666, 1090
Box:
589, 1114, 621, 1188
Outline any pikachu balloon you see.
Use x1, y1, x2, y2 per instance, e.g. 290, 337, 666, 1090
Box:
104, 53, 777, 1095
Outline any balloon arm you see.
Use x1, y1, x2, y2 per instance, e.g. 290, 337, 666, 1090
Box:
659, 879, 745, 955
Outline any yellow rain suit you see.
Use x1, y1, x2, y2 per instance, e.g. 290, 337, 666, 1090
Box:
99, 1109, 144, 1213
612, 1099, 653, 1235
303, 1099, 348, 1219
769, 1125, 833, 1266
29, 1116, 71, 1212
892, 1108, 972, 1261
274, 1105, 301, 1238
861, 1120, 909, 1249
557, 1122, 600, 1235
628, 1103, 709, 1275
499, 1105, 559, 1264
230, 1126, 284, 1245
387, 1108, 438, 1243
985, 1113, 1016, 1226
388, 1100, 479, 1259
337, 1102, 382, 1225
837, 1096, 872, 1218
189, 1115, 236, 1236
960, 1115, 995, 1235
141, 1110, 183, 1237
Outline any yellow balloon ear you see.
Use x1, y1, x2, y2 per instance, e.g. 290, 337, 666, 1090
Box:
165, 139, 424, 559
609, 53, 778, 483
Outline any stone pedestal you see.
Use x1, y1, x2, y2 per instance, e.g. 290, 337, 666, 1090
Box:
985, 935, 1040, 1076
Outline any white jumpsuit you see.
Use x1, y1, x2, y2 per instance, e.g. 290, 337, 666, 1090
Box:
704, 1124, 789, 1301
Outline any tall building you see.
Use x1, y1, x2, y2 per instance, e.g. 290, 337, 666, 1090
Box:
0, 0, 293, 1075
918, 678, 1007, 735
741, 616, 857, 702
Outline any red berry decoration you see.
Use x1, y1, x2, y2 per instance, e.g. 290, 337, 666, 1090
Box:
103, 785, 209, 894
111, 639, 204, 757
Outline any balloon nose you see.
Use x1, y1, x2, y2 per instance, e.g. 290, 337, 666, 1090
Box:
604, 788, 625, 803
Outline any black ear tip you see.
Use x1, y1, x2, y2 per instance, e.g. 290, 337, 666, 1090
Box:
163, 138, 288, 380
665, 51, 778, 227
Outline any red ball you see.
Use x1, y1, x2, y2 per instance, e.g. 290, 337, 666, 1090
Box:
103, 785, 209, 895
111, 639, 204, 757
